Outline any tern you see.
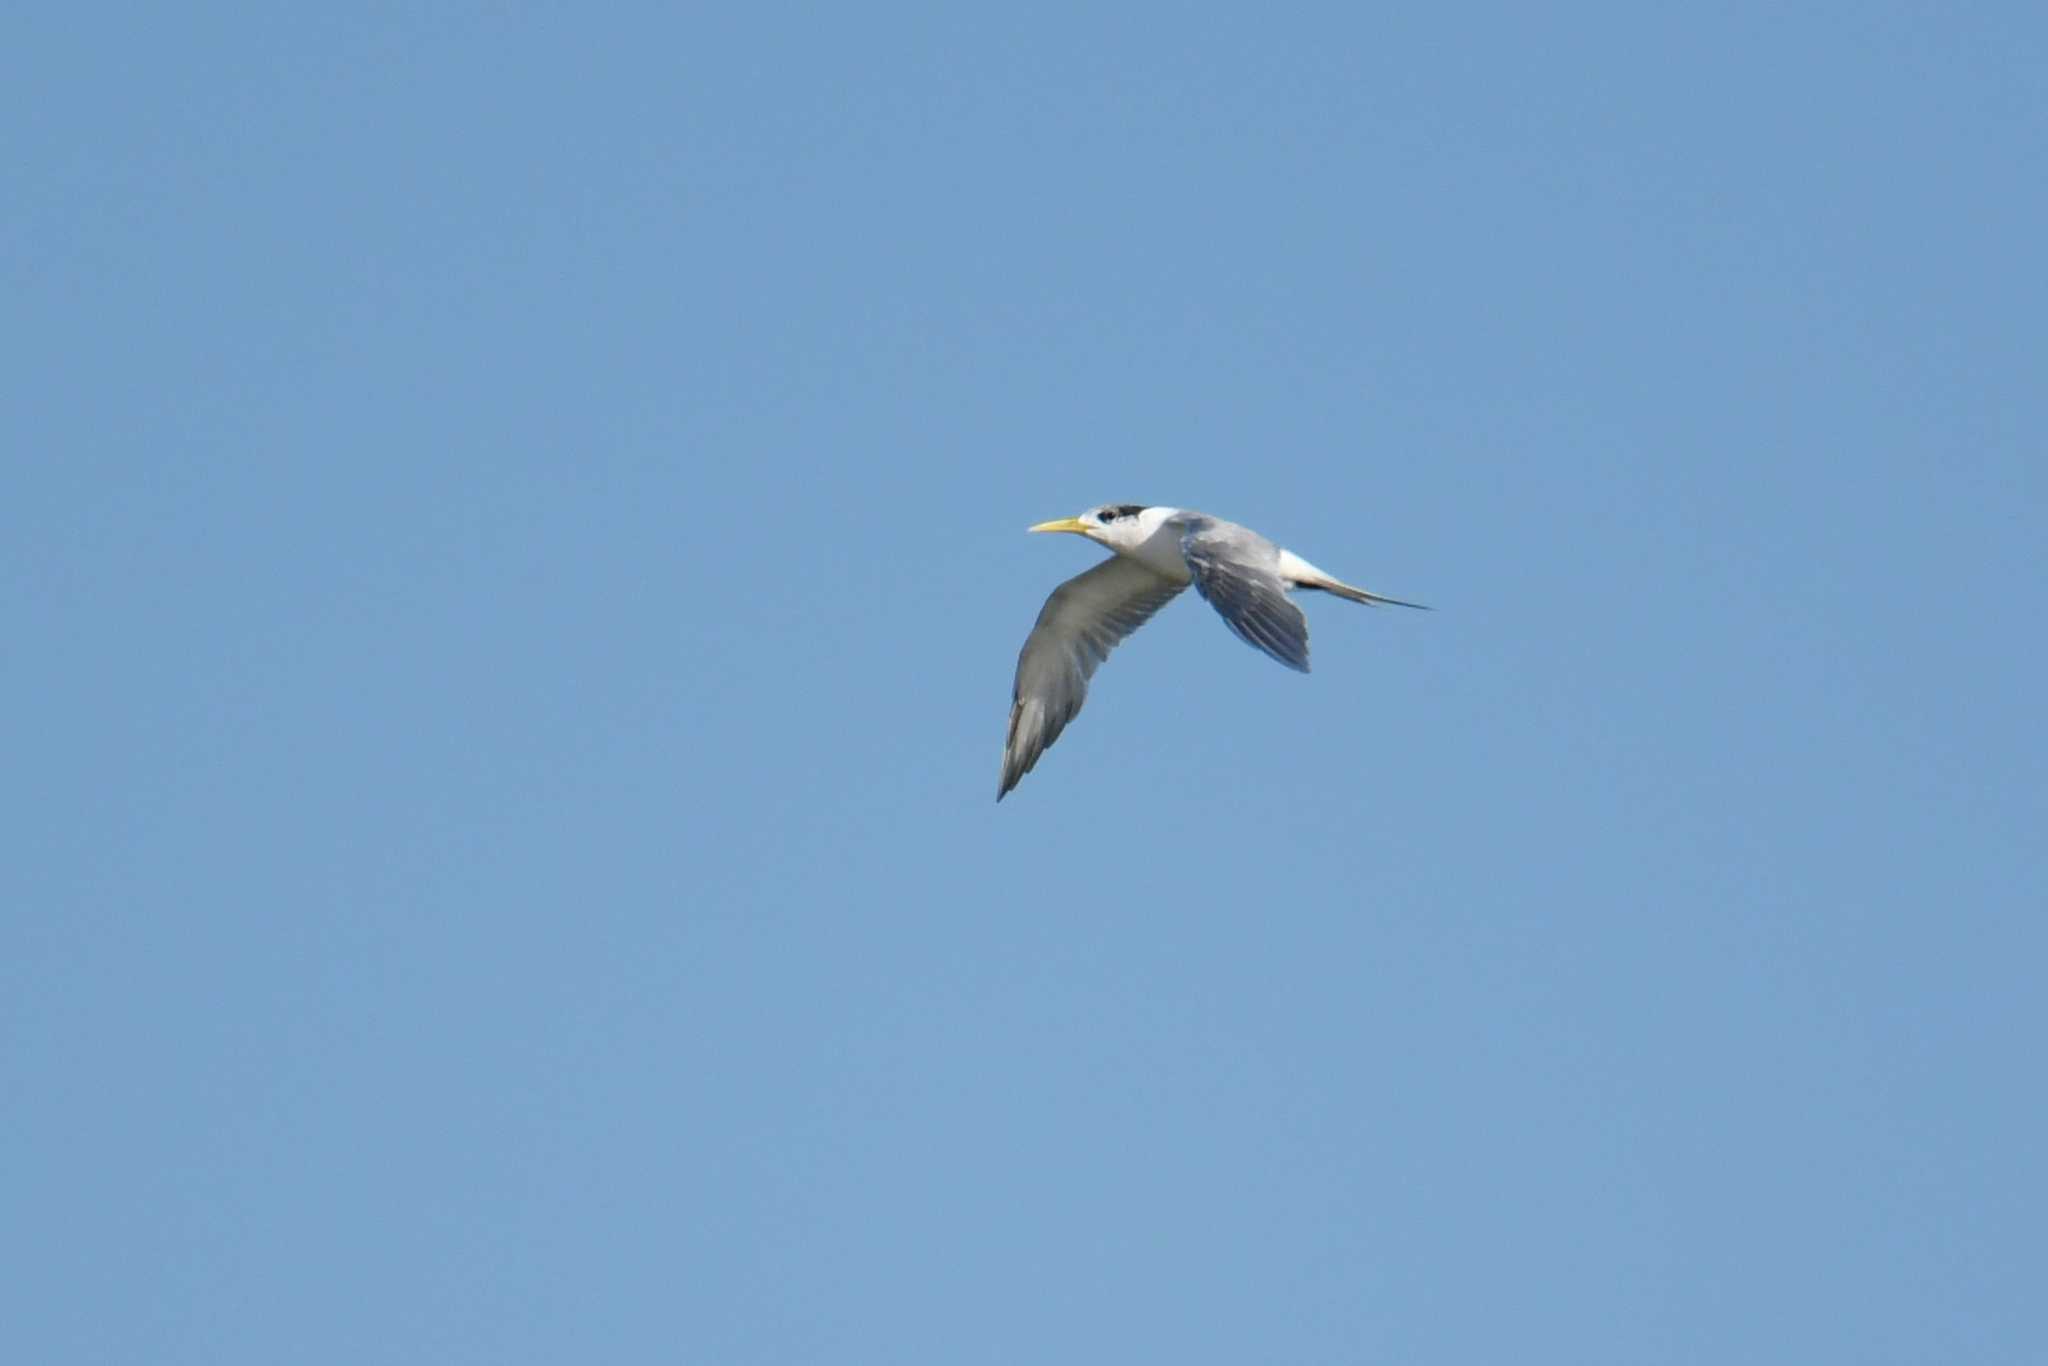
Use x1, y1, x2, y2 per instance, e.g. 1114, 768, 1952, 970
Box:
999, 504, 1425, 800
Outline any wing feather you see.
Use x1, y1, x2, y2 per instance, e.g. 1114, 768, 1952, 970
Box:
1000, 556, 1185, 799
1179, 521, 1312, 672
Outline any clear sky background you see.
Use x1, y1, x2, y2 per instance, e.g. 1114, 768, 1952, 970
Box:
6, 4, 2044, 1362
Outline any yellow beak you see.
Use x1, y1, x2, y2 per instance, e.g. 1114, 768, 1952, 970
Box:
1027, 517, 1092, 535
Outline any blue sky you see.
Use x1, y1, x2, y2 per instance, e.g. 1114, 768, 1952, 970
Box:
6, 4, 2044, 1361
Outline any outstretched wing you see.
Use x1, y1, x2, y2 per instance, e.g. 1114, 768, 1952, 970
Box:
1180, 520, 1311, 672
1000, 556, 1185, 799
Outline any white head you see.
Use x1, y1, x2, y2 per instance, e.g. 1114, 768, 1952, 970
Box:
1028, 503, 1173, 552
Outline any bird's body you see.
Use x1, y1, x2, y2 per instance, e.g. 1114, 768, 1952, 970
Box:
999, 504, 1424, 800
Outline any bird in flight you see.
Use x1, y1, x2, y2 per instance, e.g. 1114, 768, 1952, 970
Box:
999, 504, 1425, 800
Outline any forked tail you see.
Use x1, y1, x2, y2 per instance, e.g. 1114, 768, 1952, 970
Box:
1276, 547, 1428, 609
1305, 576, 1429, 610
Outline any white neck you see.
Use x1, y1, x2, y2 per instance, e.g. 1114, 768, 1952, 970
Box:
1096, 506, 1192, 579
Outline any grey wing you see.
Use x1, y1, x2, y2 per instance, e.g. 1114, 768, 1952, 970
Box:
1000, 555, 1186, 799
1180, 521, 1312, 672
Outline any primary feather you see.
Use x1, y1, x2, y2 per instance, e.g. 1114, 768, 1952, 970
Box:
1000, 556, 1184, 799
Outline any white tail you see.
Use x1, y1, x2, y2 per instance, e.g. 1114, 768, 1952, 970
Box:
1277, 549, 1429, 610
